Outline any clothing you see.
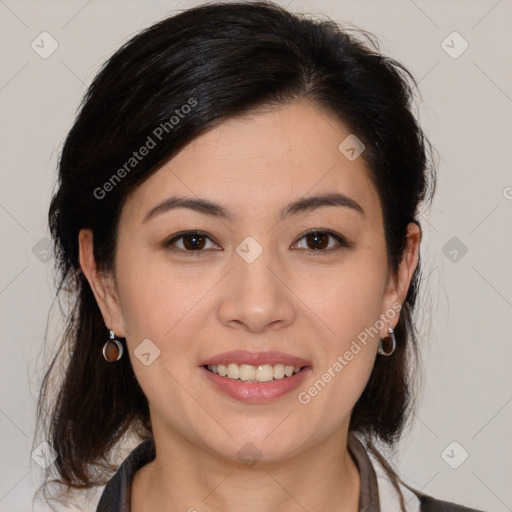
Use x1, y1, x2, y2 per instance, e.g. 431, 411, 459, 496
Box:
95, 432, 487, 512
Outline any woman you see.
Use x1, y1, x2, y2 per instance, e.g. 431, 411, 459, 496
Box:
36, 1, 489, 511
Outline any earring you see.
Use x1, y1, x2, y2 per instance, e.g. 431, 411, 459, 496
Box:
378, 327, 396, 356
102, 330, 124, 362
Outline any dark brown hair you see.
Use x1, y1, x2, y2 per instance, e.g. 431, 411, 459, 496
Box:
36, 1, 436, 509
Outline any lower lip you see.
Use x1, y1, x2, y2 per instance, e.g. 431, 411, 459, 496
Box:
200, 366, 311, 404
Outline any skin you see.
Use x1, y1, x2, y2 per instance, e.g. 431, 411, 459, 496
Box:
79, 99, 420, 512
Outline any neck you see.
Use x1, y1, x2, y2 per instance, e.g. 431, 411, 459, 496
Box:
131, 427, 361, 512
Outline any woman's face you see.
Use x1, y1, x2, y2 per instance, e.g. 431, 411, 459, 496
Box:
81, 99, 417, 464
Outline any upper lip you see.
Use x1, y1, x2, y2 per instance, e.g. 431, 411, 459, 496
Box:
200, 350, 312, 368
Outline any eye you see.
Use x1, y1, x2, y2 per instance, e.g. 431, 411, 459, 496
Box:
163, 231, 221, 254
291, 229, 350, 253
163, 229, 350, 256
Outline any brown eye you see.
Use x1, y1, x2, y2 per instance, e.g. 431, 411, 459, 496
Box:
305, 231, 329, 250
164, 231, 219, 253
292, 229, 349, 252
182, 233, 207, 250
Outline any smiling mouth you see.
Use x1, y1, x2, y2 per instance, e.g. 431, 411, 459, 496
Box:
203, 363, 306, 383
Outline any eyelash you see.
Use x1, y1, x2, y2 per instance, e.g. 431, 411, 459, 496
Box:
162, 229, 351, 256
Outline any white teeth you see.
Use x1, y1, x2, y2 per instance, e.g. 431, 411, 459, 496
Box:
206, 363, 303, 382
226, 363, 239, 379
273, 364, 285, 379
256, 364, 274, 382
239, 364, 256, 381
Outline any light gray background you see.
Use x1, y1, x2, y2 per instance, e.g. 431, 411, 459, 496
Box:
1, 0, 511, 511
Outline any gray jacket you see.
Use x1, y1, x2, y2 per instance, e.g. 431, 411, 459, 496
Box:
95, 433, 488, 512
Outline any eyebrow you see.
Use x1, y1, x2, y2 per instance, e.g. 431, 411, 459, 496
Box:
143, 192, 365, 223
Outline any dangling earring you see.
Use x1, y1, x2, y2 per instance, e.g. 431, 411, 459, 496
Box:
378, 327, 396, 356
102, 330, 124, 362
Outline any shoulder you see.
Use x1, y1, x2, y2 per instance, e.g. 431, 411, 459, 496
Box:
412, 490, 489, 512
353, 432, 491, 512
95, 437, 156, 512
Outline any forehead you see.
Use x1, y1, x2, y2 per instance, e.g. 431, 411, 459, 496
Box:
123, 100, 381, 224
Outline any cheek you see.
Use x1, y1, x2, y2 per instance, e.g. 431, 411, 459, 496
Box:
294, 295, 380, 435
114, 244, 214, 341
114, 256, 212, 417
294, 261, 385, 400
301, 262, 387, 344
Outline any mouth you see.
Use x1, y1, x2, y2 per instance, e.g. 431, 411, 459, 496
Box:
200, 363, 312, 403
202, 363, 307, 383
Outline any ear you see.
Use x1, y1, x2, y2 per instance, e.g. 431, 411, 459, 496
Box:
78, 228, 127, 338
380, 222, 421, 335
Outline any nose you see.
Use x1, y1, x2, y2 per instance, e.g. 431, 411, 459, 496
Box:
217, 242, 296, 334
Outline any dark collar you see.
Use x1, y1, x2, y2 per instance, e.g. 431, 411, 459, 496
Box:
95, 432, 380, 511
